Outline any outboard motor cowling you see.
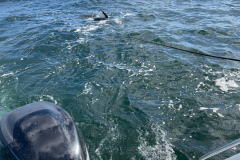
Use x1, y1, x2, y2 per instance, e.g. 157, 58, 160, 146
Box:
0, 101, 89, 160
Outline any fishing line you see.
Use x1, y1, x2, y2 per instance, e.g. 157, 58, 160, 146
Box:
132, 37, 240, 62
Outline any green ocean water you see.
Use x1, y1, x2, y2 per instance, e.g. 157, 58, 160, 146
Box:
0, 0, 240, 159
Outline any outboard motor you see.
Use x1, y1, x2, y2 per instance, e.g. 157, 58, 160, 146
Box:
0, 101, 89, 160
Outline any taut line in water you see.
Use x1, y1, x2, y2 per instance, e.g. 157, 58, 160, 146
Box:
132, 38, 240, 62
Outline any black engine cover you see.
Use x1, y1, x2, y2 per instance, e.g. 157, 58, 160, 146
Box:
0, 101, 88, 160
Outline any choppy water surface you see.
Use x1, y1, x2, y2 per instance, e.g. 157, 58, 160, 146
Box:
1, 0, 240, 159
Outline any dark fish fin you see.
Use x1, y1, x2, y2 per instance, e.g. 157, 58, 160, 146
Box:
102, 11, 108, 19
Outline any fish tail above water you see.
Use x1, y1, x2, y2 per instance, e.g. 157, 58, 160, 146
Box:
102, 11, 108, 19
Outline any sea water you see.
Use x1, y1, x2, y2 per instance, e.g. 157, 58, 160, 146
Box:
0, 0, 240, 159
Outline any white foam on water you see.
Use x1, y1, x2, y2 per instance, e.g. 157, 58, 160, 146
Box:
236, 104, 240, 111
196, 82, 205, 91
82, 25, 99, 34
95, 123, 120, 160
100, 61, 138, 76
82, 82, 93, 95
215, 77, 238, 92
168, 100, 174, 109
229, 70, 240, 78
137, 122, 176, 160
199, 107, 224, 117
1, 72, 14, 77
39, 95, 57, 104
121, 12, 135, 19
75, 24, 100, 43
76, 37, 86, 44
124, 13, 134, 16
178, 104, 183, 111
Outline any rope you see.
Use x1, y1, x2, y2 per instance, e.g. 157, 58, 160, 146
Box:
132, 38, 240, 62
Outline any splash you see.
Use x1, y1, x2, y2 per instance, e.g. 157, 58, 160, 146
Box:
137, 122, 176, 160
